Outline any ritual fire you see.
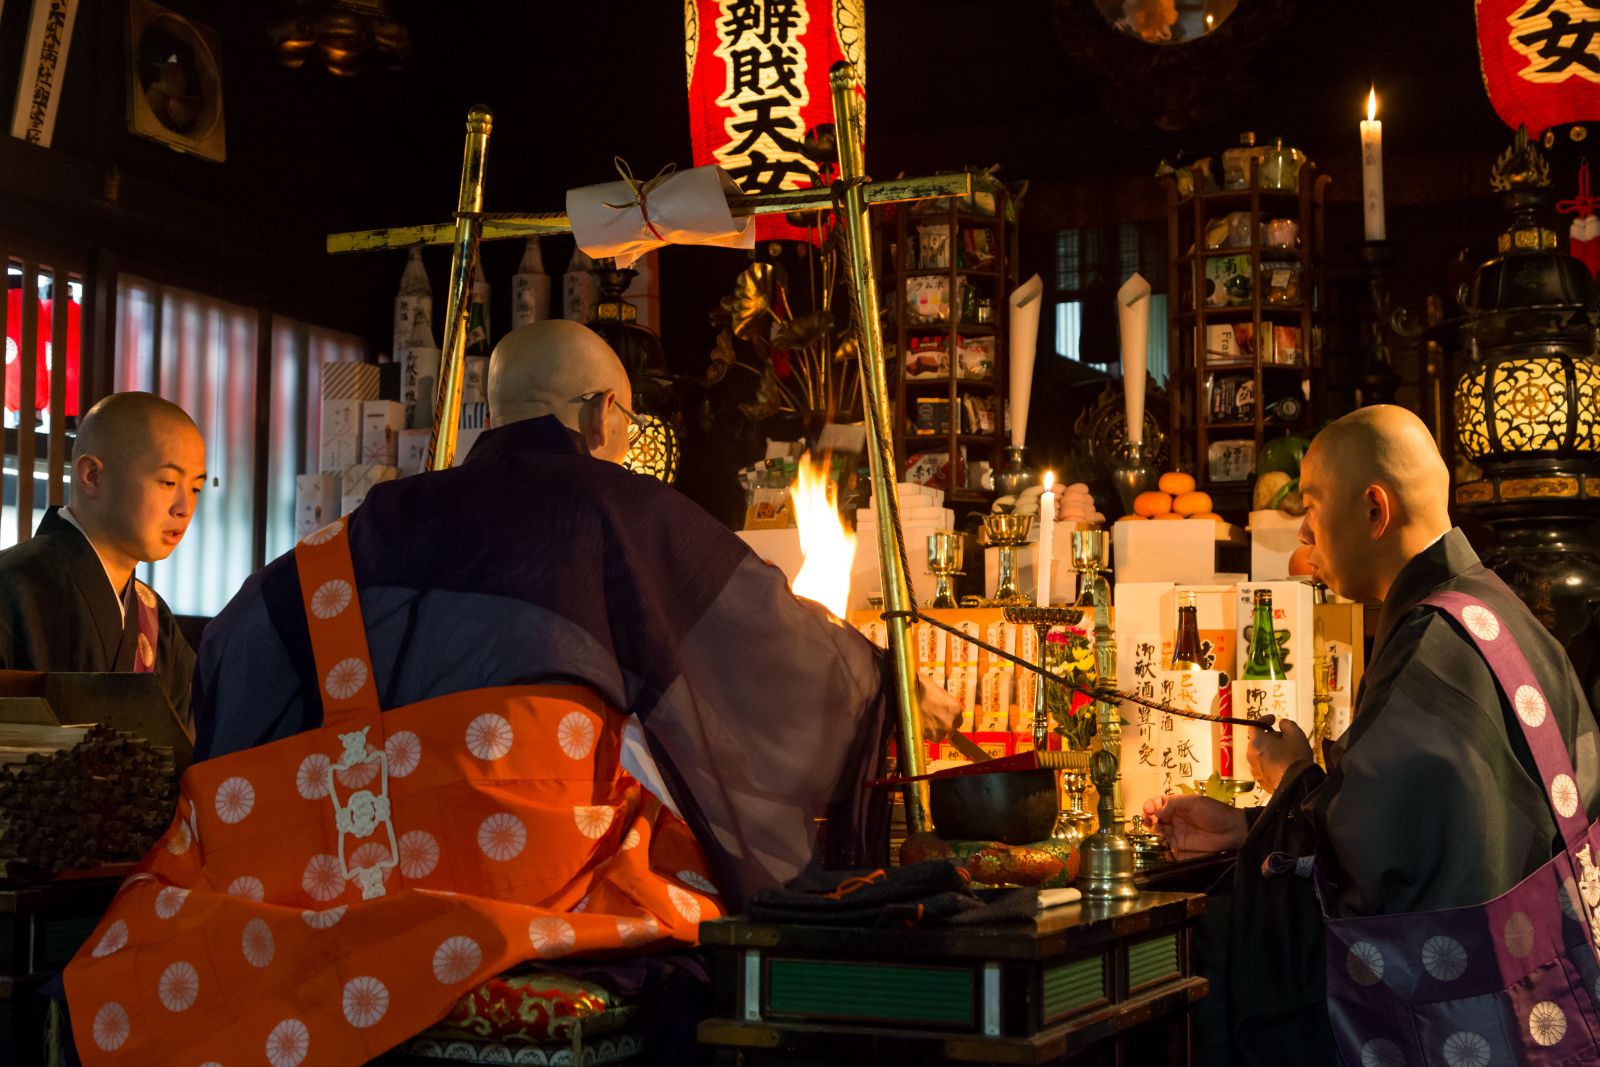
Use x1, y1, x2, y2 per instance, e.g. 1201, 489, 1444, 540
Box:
789, 451, 856, 619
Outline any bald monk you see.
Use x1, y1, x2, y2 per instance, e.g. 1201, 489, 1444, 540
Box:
0, 391, 205, 725
1143, 406, 1600, 1065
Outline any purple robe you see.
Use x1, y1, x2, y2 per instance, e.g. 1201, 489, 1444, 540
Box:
192, 415, 890, 909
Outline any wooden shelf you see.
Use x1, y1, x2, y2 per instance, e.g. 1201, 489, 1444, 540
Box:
1177, 304, 1308, 320
903, 268, 1003, 280
1177, 186, 1302, 207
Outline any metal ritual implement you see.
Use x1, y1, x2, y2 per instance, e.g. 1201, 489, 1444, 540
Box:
326, 66, 971, 833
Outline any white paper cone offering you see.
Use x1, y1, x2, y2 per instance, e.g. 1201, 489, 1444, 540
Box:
566, 164, 755, 269
393, 247, 433, 358
563, 249, 600, 324
1117, 272, 1152, 447
1008, 274, 1044, 448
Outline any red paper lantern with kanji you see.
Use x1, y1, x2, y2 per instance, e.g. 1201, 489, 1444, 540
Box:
1477, 0, 1600, 135
684, 0, 866, 241
5, 289, 81, 417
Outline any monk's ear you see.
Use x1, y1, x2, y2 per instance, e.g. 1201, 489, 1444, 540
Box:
74, 454, 107, 497
1365, 483, 1394, 539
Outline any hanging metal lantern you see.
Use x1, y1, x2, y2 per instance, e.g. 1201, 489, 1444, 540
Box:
584, 263, 682, 484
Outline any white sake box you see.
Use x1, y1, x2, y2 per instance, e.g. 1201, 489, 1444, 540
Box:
341, 463, 398, 515
361, 401, 405, 466
1249, 509, 1304, 581
396, 428, 430, 478
1114, 518, 1243, 584
319, 398, 362, 472
295, 473, 341, 538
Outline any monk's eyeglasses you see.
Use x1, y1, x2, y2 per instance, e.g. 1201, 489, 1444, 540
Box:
571, 390, 645, 443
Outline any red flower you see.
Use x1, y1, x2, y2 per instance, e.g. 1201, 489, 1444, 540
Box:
772, 350, 792, 379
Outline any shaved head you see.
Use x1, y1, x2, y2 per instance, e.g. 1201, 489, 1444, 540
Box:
488, 321, 634, 463
73, 392, 198, 469
1297, 405, 1453, 602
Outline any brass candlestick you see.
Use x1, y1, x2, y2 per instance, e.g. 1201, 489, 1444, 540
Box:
926, 531, 964, 610
983, 512, 1034, 605
1311, 650, 1333, 769
1003, 605, 1086, 750
1053, 749, 1096, 849
1109, 439, 1159, 518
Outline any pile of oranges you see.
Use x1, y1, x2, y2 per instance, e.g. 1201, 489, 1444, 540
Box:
1117, 472, 1226, 525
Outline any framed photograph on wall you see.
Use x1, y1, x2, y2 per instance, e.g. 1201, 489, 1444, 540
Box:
126, 0, 225, 162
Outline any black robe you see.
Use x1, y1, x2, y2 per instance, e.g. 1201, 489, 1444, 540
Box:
0, 507, 194, 726
1203, 529, 1600, 1065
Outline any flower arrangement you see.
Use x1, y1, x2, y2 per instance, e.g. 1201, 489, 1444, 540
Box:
1045, 627, 1099, 751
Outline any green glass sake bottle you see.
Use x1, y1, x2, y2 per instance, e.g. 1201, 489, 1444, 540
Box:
1242, 588, 1288, 680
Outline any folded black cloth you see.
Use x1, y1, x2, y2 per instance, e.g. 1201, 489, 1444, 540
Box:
748, 860, 1044, 927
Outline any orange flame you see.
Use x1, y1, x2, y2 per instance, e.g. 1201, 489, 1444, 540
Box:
1366, 87, 1378, 122
790, 451, 856, 619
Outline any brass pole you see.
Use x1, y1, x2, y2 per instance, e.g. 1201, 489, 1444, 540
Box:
829, 62, 929, 833
427, 107, 493, 472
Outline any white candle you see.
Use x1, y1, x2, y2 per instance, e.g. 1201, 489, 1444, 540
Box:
1036, 471, 1055, 606
1361, 88, 1385, 242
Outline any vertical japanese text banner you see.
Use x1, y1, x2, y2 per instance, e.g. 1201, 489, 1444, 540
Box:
685, 0, 866, 241
1477, 0, 1600, 135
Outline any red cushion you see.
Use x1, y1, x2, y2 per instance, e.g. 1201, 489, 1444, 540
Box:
425, 970, 632, 1045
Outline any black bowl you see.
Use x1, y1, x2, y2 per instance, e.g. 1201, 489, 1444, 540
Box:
928, 768, 1057, 845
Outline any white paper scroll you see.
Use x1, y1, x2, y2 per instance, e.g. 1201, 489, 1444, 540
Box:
1007, 274, 1044, 448
1117, 272, 1152, 447
11, 0, 79, 148
567, 164, 755, 269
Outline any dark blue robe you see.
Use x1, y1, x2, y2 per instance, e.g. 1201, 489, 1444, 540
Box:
192, 416, 890, 909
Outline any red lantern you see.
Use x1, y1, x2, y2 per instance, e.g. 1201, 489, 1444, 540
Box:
1477, 0, 1600, 135
684, 0, 866, 241
5, 289, 81, 417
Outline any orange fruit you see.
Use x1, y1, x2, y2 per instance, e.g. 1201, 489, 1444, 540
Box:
1158, 471, 1196, 496
1188, 511, 1226, 524
1115, 513, 1146, 522
1288, 545, 1316, 575
1133, 491, 1173, 517
1173, 490, 1213, 516
1150, 512, 1185, 521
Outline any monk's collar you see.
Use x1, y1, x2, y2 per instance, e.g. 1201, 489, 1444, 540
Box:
1370, 527, 1481, 662
460, 415, 586, 465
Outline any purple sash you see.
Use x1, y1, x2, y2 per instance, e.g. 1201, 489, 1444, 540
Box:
127, 579, 159, 674
1321, 592, 1600, 1065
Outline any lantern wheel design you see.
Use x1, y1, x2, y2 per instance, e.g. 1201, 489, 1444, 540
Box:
623, 413, 680, 484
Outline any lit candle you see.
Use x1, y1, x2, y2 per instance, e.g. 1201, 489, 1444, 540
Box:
1360, 87, 1385, 241
1036, 471, 1055, 606
1216, 671, 1234, 778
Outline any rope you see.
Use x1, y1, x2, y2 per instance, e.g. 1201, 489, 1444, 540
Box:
601, 156, 676, 241
1557, 161, 1595, 219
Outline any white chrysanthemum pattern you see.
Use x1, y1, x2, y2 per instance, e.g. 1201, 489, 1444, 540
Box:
385, 731, 421, 777
1514, 685, 1547, 728
138, 634, 155, 669
134, 582, 158, 609
1530, 1001, 1567, 1046
93, 1002, 130, 1051
324, 657, 369, 701
1504, 911, 1535, 957
349, 841, 393, 874
1359, 1038, 1404, 1067
265, 1018, 310, 1067
159, 960, 199, 1012
621, 828, 642, 851
529, 916, 577, 958
557, 712, 598, 760
302, 519, 344, 545
432, 936, 482, 983
302, 905, 347, 929
156, 886, 190, 919
1346, 941, 1384, 986
677, 870, 718, 894
1553, 774, 1579, 819
1441, 1031, 1490, 1067
1461, 605, 1500, 641
310, 579, 353, 619
466, 713, 514, 760
242, 918, 275, 967
478, 812, 527, 860
1421, 935, 1467, 981
303, 853, 345, 902
214, 776, 256, 824
574, 805, 615, 840
668, 885, 702, 925
617, 915, 659, 947
398, 830, 440, 879
166, 817, 191, 855
342, 976, 389, 1028
296, 753, 332, 800
228, 875, 266, 901
92, 919, 129, 957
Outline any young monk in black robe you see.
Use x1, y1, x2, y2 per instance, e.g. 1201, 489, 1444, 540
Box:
1143, 405, 1600, 1065
0, 392, 205, 729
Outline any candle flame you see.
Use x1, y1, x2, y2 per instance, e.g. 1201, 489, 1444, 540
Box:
1366, 87, 1377, 122
790, 451, 856, 619
1043, 470, 1055, 492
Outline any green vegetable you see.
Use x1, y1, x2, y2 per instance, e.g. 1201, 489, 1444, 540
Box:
1257, 435, 1311, 477
1268, 476, 1299, 510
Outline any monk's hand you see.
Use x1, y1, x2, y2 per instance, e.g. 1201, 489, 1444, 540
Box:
1141, 794, 1246, 853
916, 675, 963, 741
1246, 716, 1313, 794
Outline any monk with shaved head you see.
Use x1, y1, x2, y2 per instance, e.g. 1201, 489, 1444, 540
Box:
104, 318, 957, 1065
1143, 406, 1599, 1064
0, 391, 205, 725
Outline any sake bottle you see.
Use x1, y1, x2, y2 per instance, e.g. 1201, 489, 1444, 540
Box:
1170, 591, 1203, 671
511, 237, 550, 327
393, 246, 433, 356
563, 248, 600, 323
1242, 589, 1288, 680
